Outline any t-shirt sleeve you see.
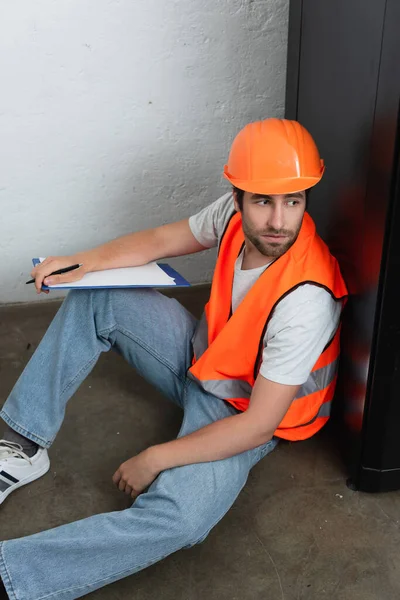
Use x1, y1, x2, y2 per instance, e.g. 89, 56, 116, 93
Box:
188, 192, 236, 248
259, 285, 342, 385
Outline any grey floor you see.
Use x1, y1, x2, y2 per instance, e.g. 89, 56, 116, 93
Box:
1, 289, 400, 600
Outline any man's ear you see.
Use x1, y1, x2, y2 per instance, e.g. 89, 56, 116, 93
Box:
232, 188, 240, 212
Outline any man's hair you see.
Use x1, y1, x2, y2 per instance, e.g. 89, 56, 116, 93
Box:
232, 186, 310, 211
233, 186, 245, 210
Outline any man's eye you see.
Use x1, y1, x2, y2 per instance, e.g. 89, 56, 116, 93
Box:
257, 199, 269, 205
287, 200, 299, 207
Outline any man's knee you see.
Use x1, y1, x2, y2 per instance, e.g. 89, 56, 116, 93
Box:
145, 464, 242, 548
64, 288, 116, 312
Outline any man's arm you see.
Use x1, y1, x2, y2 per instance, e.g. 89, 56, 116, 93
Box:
82, 219, 207, 271
31, 219, 207, 292
148, 375, 299, 468
113, 375, 299, 497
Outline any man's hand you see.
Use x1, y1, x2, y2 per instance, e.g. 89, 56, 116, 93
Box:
30, 255, 88, 294
112, 449, 160, 499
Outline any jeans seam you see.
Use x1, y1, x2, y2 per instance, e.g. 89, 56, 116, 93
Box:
59, 353, 99, 399
178, 380, 193, 434
0, 543, 18, 600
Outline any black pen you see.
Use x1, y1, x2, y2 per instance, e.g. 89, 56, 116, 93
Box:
26, 263, 83, 285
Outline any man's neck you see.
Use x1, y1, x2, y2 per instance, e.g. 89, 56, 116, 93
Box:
241, 244, 274, 270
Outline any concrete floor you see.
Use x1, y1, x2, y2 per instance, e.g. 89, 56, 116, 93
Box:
1, 289, 400, 600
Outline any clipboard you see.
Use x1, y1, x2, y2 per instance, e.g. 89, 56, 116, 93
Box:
32, 258, 190, 290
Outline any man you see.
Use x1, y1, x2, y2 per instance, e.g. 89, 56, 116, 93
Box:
0, 119, 347, 600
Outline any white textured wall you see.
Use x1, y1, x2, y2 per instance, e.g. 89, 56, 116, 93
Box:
0, 0, 288, 304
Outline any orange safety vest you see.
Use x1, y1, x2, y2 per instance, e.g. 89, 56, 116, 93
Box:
188, 211, 348, 441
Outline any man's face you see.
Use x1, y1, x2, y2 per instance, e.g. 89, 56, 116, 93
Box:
234, 190, 307, 260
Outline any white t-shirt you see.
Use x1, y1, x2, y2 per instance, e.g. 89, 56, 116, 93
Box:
188, 192, 342, 386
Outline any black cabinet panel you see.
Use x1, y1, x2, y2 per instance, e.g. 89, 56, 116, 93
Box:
286, 0, 400, 491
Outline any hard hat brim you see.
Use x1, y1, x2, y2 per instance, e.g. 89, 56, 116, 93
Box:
223, 168, 325, 195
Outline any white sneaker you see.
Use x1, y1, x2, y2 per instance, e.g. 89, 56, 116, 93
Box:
0, 440, 50, 505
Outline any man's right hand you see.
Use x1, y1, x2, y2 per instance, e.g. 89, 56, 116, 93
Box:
30, 255, 87, 294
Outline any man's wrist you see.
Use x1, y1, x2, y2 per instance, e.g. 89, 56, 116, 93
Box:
144, 445, 165, 475
73, 249, 96, 273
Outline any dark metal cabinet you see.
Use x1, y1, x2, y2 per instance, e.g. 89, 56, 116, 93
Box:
286, 0, 400, 491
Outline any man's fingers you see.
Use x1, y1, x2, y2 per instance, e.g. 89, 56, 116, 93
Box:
112, 470, 121, 485
43, 268, 83, 287
35, 276, 45, 294
31, 258, 60, 293
43, 274, 65, 286
124, 485, 133, 496
118, 479, 126, 492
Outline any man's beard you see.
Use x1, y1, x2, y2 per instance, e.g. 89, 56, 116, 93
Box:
242, 220, 302, 258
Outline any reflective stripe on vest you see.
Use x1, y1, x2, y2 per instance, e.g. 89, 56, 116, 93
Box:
293, 398, 332, 429
313, 401, 331, 419
189, 357, 338, 402
188, 372, 253, 399
294, 358, 338, 400
189, 370, 334, 431
193, 309, 339, 400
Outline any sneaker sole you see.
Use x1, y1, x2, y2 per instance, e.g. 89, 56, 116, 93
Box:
0, 459, 51, 505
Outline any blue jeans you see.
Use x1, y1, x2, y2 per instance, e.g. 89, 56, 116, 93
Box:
0, 289, 278, 600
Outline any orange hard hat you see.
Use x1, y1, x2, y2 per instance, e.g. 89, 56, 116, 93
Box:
223, 119, 325, 195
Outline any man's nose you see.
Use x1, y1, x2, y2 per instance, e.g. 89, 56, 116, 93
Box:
267, 205, 284, 231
